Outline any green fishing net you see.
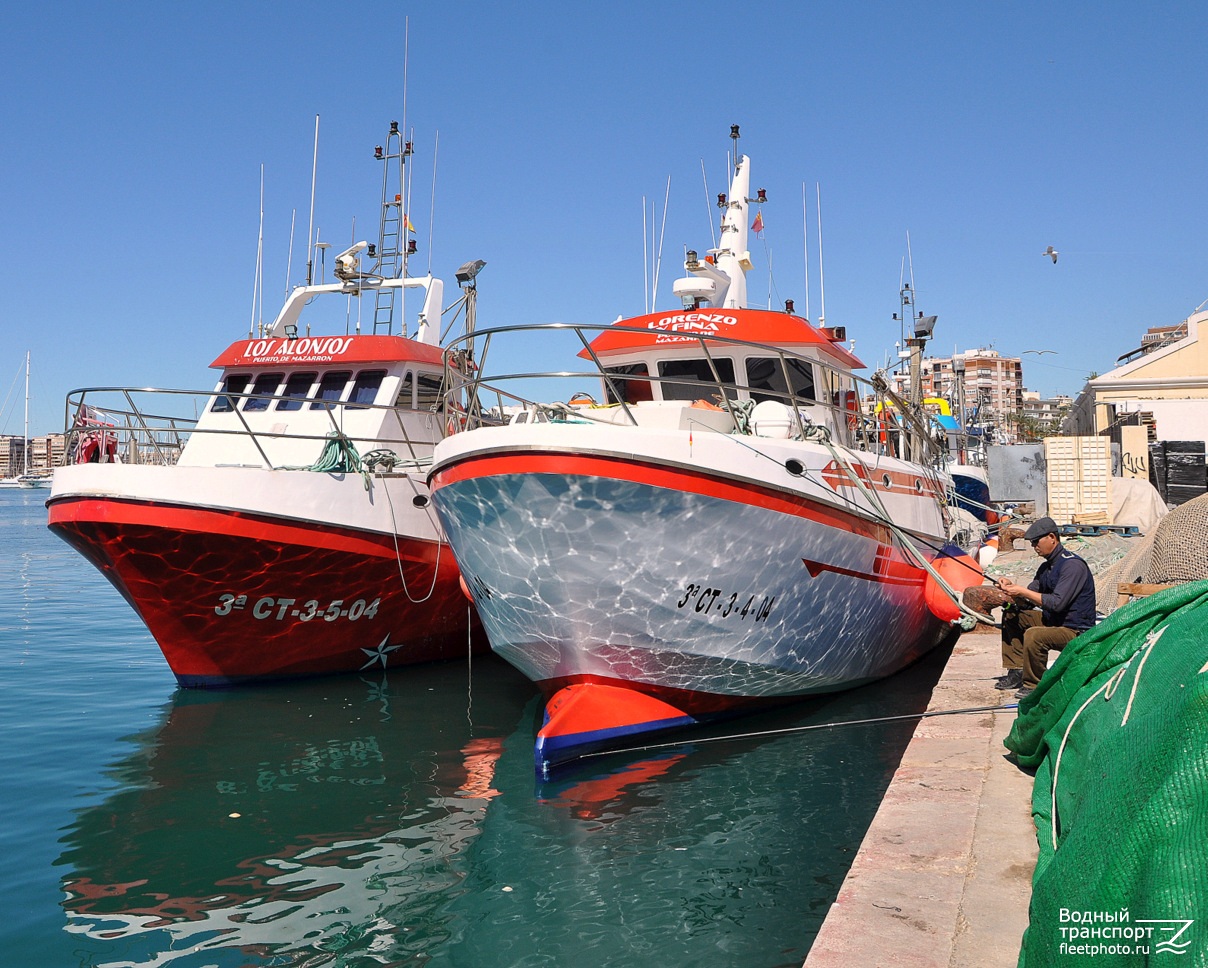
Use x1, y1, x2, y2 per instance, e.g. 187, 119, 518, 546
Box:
1006, 580, 1208, 965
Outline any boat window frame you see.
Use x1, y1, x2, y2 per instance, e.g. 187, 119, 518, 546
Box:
211, 374, 251, 413
346, 369, 388, 410
745, 356, 817, 404
415, 370, 444, 412
603, 362, 654, 405
243, 372, 284, 412
309, 370, 352, 410
655, 356, 737, 402
395, 371, 415, 409
275, 371, 318, 411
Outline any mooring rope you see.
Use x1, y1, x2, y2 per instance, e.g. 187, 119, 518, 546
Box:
695, 421, 995, 627
577, 702, 1020, 761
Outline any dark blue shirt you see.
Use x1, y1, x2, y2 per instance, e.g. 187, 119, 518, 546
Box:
1028, 543, 1096, 631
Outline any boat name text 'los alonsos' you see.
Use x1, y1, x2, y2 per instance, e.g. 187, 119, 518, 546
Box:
241, 336, 357, 364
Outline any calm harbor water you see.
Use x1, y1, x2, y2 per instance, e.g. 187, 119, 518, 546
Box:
0, 488, 949, 967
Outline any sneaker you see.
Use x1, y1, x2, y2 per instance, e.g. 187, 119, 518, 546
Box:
994, 669, 1023, 690
1014, 685, 1035, 700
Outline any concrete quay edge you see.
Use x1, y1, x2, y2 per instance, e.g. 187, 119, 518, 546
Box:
803, 627, 1037, 968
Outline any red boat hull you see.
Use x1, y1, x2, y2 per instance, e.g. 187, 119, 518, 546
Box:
48, 496, 484, 686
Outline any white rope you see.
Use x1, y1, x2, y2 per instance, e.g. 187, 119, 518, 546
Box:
1049, 665, 1129, 850
378, 473, 443, 605
815, 434, 995, 626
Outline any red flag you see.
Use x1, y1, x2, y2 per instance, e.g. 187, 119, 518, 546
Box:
751, 211, 764, 234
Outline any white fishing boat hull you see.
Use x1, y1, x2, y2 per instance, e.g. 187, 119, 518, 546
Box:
431, 423, 971, 771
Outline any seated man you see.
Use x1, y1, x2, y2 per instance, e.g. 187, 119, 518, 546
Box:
993, 516, 1097, 699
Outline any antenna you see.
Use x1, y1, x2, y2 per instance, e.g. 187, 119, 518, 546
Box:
906, 230, 916, 292
249, 164, 264, 338
642, 197, 650, 314
346, 216, 356, 335
428, 129, 439, 275
816, 183, 826, 327
401, 17, 410, 329
700, 159, 717, 251
401, 17, 409, 152
305, 114, 319, 285
802, 182, 811, 323
283, 208, 296, 297
652, 175, 671, 311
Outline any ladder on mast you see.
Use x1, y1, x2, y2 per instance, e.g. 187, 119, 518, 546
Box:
372, 121, 412, 335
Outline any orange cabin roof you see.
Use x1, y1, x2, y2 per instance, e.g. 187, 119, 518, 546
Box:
579, 307, 865, 369
210, 334, 443, 370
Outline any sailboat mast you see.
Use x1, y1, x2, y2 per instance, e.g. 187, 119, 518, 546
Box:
22, 351, 29, 475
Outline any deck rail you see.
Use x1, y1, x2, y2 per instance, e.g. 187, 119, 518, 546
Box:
439, 322, 945, 465
59, 385, 446, 470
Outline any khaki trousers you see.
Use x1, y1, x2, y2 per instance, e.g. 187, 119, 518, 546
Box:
1001, 608, 1081, 687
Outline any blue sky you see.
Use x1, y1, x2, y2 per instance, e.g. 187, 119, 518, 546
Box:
3, 1, 1207, 435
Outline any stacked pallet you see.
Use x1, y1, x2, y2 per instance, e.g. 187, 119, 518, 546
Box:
1045, 436, 1112, 524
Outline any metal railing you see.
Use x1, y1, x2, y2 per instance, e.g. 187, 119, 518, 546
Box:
440, 322, 947, 466
59, 385, 448, 471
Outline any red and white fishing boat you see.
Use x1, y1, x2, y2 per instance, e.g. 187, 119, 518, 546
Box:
48, 126, 485, 686
427, 130, 982, 774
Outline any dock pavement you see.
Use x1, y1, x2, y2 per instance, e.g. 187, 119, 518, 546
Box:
803, 607, 1037, 966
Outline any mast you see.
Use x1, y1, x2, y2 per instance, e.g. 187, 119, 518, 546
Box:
672, 125, 764, 312
22, 351, 29, 476
895, 277, 937, 464
371, 120, 409, 335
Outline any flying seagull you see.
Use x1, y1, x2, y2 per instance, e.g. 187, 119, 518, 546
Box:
1042, 245, 1058, 264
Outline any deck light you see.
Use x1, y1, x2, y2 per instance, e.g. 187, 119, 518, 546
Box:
914, 314, 937, 339
455, 259, 487, 286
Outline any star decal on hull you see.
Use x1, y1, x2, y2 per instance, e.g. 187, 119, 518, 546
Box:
360, 635, 403, 670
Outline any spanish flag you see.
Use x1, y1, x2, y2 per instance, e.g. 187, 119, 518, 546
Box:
403, 214, 416, 233
751, 211, 765, 235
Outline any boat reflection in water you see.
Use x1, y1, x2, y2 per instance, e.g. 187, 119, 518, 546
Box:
58, 658, 534, 965
58, 645, 952, 966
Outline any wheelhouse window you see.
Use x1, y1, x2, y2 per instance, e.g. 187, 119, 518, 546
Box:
275, 372, 317, 411
309, 371, 351, 410
746, 357, 816, 404
395, 372, 414, 409
347, 369, 386, 409
603, 363, 653, 405
243, 373, 283, 412
656, 358, 735, 401
416, 372, 444, 411
211, 374, 250, 413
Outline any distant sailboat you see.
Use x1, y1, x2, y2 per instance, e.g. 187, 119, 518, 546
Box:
0, 352, 48, 489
